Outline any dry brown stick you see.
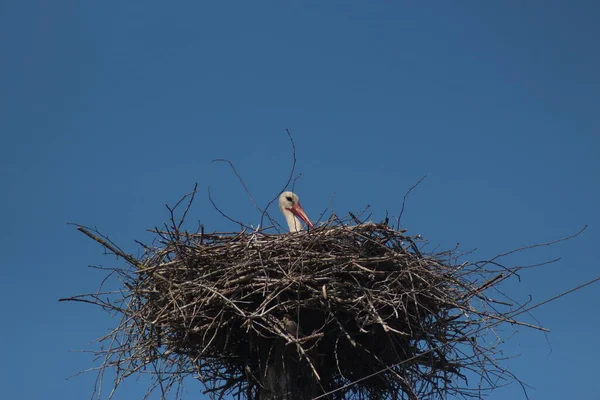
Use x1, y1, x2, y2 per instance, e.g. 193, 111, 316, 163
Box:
77, 226, 140, 268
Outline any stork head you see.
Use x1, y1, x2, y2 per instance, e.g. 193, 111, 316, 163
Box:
278, 191, 313, 232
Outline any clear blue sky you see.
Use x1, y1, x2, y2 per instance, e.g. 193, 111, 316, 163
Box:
1, 1, 598, 399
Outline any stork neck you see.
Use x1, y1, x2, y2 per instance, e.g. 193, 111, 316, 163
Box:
285, 211, 303, 233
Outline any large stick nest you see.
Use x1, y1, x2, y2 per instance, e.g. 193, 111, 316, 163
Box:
68, 214, 537, 400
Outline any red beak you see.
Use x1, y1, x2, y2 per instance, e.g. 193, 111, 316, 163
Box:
290, 203, 313, 229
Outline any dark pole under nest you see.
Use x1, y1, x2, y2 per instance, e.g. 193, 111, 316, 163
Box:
257, 340, 320, 400
253, 313, 321, 400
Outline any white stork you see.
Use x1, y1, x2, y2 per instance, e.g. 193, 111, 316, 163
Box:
278, 191, 313, 232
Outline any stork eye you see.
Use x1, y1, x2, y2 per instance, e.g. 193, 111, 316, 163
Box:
286, 196, 293, 202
